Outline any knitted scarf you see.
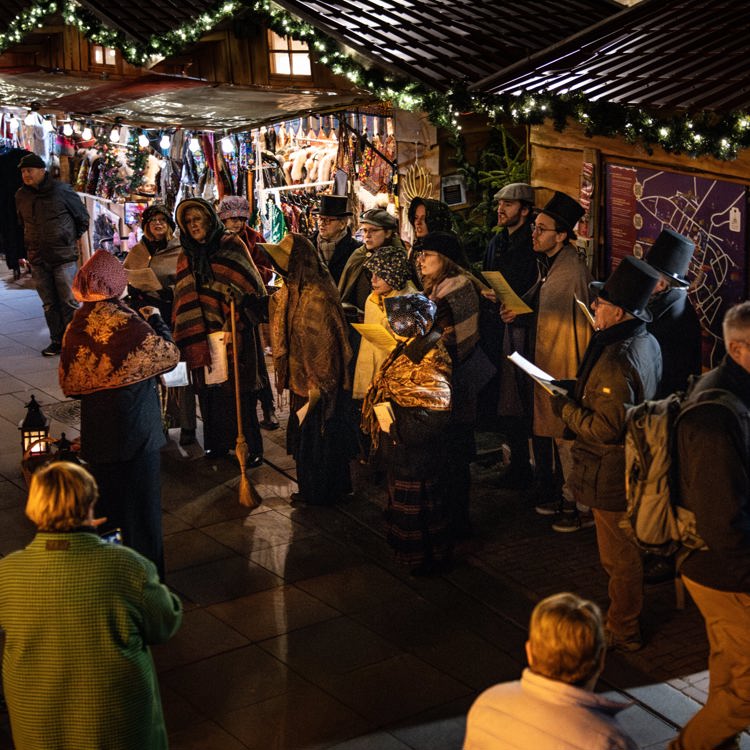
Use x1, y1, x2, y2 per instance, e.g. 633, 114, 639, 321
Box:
430, 273, 481, 363
60, 300, 179, 396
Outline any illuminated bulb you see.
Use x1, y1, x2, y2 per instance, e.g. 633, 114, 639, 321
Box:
138, 132, 150, 148
63, 122, 73, 136
159, 134, 171, 150
81, 126, 92, 140
189, 136, 200, 153
109, 126, 120, 143
220, 136, 235, 154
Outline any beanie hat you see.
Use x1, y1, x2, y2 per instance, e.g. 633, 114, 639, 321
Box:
17, 153, 46, 169
364, 246, 411, 290
72, 249, 127, 302
217, 195, 251, 221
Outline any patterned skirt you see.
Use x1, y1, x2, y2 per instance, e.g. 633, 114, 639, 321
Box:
386, 473, 451, 568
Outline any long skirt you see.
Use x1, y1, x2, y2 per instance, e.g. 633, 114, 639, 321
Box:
386, 472, 451, 569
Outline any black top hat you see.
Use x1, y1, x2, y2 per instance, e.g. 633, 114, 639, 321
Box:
313, 194, 352, 217
590, 256, 661, 322
537, 191, 585, 238
645, 228, 693, 288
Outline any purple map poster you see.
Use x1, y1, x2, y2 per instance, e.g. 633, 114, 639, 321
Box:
605, 164, 747, 367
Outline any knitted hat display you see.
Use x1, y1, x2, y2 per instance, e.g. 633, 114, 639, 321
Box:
363, 246, 411, 290
360, 208, 398, 230
645, 228, 694, 288
141, 203, 175, 231
217, 195, 251, 221
536, 191, 585, 238
420, 231, 468, 267
17, 153, 46, 169
384, 293, 437, 338
72, 249, 127, 302
590, 256, 661, 322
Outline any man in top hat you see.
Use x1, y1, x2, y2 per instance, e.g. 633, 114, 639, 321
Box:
15, 153, 89, 356
551, 256, 662, 652
310, 194, 357, 285
512, 191, 592, 527
644, 228, 702, 398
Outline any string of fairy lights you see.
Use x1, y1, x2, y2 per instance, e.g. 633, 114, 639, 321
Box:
3, 0, 750, 161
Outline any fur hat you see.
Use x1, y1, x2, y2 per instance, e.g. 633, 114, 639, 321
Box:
364, 246, 411, 290
590, 256, 660, 322
72, 249, 127, 302
217, 195, 251, 221
360, 208, 398, 230
17, 153, 46, 169
420, 231, 468, 267
537, 191, 585, 239
141, 203, 175, 231
645, 228, 694, 288
313, 195, 352, 217
493, 182, 534, 205
384, 293, 437, 338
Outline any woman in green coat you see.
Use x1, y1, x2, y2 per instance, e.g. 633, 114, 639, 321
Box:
0, 462, 182, 750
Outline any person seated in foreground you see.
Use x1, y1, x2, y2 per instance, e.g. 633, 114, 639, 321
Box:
464, 592, 636, 750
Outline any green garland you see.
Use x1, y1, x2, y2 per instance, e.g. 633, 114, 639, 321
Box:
4, 0, 750, 160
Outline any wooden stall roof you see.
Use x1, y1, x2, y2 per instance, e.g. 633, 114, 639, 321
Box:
472, 0, 750, 113
272, 0, 620, 90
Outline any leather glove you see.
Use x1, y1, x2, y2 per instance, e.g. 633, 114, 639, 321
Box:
550, 393, 572, 419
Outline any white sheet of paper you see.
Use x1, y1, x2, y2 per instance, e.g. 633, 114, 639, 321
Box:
575, 295, 596, 328
507, 351, 569, 396
482, 271, 533, 314
373, 401, 395, 432
161, 361, 189, 388
204, 331, 229, 385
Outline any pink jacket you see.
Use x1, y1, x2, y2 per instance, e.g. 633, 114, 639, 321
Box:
464, 669, 637, 750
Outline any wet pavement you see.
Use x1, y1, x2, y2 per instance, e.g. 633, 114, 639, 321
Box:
0, 266, 747, 749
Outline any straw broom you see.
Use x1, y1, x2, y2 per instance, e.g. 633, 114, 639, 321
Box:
229, 297, 262, 509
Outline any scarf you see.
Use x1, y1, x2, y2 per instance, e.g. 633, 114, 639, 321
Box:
172, 233, 265, 369
431, 273, 481, 363
176, 197, 226, 285
59, 300, 179, 396
269, 234, 351, 417
317, 225, 347, 263
361, 332, 451, 447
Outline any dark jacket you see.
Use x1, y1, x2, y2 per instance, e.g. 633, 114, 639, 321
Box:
647, 287, 702, 398
311, 227, 359, 286
678, 356, 750, 591
15, 174, 89, 265
483, 220, 537, 297
561, 319, 662, 511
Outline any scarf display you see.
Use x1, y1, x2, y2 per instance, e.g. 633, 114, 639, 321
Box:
269, 234, 351, 416
60, 300, 179, 396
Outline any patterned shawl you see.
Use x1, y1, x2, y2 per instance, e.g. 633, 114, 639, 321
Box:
431, 272, 481, 363
59, 300, 179, 396
361, 333, 452, 446
172, 231, 266, 370
269, 234, 351, 417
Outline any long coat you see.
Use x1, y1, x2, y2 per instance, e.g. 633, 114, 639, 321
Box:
560, 319, 661, 511
647, 287, 702, 398
532, 244, 593, 437
0, 532, 182, 750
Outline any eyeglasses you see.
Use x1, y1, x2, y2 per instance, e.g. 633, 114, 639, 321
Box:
149, 217, 168, 225
317, 217, 341, 225
530, 223, 557, 234
361, 227, 386, 236
592, 296, 615, 308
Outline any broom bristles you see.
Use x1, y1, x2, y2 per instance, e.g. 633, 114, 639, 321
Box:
238, 473, 262, 509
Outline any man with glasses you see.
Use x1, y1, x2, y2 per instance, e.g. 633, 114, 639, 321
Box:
505, 192, 592, 528
311, 194, 357, 285
551, 257, 662, 652
668, 301, 750, 750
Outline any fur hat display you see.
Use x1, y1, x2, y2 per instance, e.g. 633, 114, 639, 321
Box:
72, 249, 128, 302
537, 191, 585, 239
645, 228, 694, 288
313, 195, 352, 217
493, 182, 534, 205
363, 246, 411, 291
360, 208, 398, 230
590, 256, 661, 322
217, 195, 251, 221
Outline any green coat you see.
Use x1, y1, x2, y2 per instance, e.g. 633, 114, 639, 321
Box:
0, 532, 182, 750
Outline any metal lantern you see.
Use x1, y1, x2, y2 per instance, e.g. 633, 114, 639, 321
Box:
19, 395, 51, 456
